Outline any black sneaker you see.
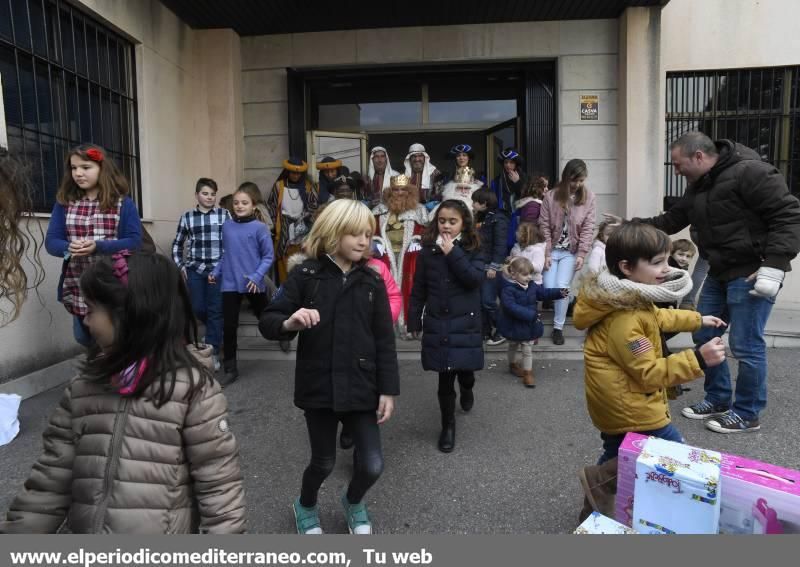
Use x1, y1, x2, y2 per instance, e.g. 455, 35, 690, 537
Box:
680, 400, 729, 420
552, 329, 565, 345
486, 332, 506, 346
704, 410, 761, 434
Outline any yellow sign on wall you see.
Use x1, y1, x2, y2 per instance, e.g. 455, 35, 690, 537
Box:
580, 94, 599, 121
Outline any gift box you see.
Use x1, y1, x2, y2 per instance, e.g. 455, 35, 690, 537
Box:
717, 453, 800, 534
574, 511, 638, 534
617, 432, 800, 534
632, 437, 722, 534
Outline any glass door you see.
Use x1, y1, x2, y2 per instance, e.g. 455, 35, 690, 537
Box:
482, 118, 519, 183
306, 130, 369, 181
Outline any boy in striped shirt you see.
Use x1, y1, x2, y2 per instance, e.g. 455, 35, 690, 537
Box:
172, 178, 230, 368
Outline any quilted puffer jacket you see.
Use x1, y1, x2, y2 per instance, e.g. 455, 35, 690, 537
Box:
0, 347, 246, 534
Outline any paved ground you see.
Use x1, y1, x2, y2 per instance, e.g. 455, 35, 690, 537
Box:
2, 351, 799, 534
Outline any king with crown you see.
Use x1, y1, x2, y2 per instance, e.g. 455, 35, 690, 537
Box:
372, 174, 430, 335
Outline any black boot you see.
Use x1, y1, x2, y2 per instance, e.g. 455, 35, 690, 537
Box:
339, 424, 354, 450
437, 394, 456, 453
459, 385, 474, 412
219, 360, 239, 387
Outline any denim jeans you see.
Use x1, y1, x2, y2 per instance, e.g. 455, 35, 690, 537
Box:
692, 275, 775, 421
598, 423, 684, 465
72, 315, 93, 347
542, 249, 576, 329
480, 275, 500, 336
682, 256, 710, 306
186, 269, 223, 351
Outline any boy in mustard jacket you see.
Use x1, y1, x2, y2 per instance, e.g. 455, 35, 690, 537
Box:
572, 222, 727, 520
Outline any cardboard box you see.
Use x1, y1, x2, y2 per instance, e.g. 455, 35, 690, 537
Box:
575, 512, 638, 534
632, 437, 722, 534
617, 432, 800, 534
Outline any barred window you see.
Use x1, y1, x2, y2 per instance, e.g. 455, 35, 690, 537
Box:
0, 0, 140, 213
665, 67, 800, 199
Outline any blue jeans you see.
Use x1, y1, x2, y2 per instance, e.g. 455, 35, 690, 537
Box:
542, 249, 576, 329
598, 423, 684, 465
693, 275, 774, 421
186, 269, 223, 351
481, 275, 500, 336
72, 315, 93, 347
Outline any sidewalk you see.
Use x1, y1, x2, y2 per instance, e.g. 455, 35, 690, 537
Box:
2, 352, 799, 534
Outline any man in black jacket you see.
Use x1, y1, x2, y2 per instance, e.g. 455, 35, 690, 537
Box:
629, 131, 800, 433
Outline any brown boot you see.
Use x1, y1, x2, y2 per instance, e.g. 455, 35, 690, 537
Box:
577, 457, 618, 522
522, 369, 535, 388
509, 362, 525, 378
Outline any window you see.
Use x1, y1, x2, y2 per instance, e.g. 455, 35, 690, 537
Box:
0, 0, 140, 212
665, 67, 800, 198
310, 71, 522, 132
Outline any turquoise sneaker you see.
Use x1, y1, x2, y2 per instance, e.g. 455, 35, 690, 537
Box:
341, 492, 372, 534
293, 497, 323, 534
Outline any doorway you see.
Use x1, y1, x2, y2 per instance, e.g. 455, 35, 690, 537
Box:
287, 62, 556, 183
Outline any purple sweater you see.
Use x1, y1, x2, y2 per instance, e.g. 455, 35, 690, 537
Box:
212, 217, 274, 293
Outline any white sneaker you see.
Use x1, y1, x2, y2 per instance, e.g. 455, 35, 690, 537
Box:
212, 355, 221, 372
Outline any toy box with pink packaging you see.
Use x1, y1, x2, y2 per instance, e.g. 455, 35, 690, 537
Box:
616, 432, 800, 534
632, 437, 722, 534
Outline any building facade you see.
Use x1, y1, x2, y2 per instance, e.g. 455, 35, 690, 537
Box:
1, 0, 797, 382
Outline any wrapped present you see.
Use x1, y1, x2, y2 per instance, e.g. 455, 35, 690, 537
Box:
717, 453, 800, 534
617, 432, 800, 534
616, 432, 649, 527
574, 512, 638, 534
633, 437, 722, 534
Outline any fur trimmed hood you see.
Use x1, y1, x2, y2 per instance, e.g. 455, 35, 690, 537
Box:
574, 269, 692, 329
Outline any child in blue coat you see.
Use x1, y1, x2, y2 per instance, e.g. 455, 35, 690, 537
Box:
497, 256, 567, 388
408, 199, 486, 454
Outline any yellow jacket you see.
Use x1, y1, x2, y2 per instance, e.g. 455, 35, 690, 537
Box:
573, 273, 704, 434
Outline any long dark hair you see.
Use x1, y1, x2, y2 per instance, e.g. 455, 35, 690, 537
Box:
80, 253, 211, 407
0, 149, 45, 325
422, 199, 480, 252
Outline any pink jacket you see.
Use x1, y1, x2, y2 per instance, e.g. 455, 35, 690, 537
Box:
368, 258, 401, 323
510, 242, 546, 285
539, 190, 596, 258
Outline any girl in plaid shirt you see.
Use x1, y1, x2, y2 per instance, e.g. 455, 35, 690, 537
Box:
45, 144, 142, 346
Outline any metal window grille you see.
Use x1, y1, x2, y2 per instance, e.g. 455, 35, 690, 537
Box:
0, 0, 140, 212
665, 67, 800, 199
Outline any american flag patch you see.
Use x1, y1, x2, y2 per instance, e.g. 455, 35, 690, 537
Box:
627, 337, 654, 357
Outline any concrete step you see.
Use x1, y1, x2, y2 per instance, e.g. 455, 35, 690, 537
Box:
237, 335, 586, 361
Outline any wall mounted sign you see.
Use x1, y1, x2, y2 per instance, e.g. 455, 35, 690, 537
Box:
580, 94, 599, 121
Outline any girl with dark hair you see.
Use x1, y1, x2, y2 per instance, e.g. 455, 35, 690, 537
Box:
0, 253, 246, 534
540, 159, 596, 345
45, 144, 142, 346
0, 149, 45, 326
408, 199, 486, 453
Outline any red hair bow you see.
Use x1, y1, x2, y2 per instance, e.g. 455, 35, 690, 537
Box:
86, 148, 104, 162
111, 250, 131, 286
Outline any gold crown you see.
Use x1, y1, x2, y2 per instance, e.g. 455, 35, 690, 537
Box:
454, 166, 475, 185
390, 174, 410, 188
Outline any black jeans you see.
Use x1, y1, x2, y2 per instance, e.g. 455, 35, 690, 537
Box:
300, 408, 384, 507
437, 371, 475, 396
222, 292, 268, 363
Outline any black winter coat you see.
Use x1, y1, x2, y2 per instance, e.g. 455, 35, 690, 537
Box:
476, 209, 510, 269
639, 140, 800, 281
408, 242, 486, 372
259, 256, 399, 412
496, 276, 564, 342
